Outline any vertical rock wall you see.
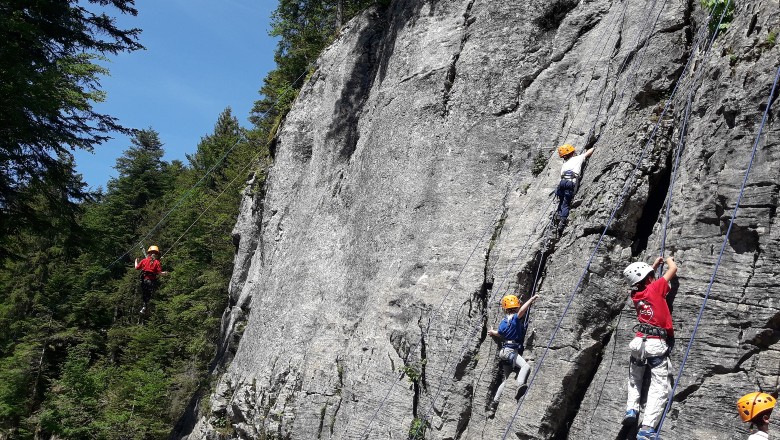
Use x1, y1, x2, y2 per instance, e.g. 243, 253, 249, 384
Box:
182, 0, 780, 438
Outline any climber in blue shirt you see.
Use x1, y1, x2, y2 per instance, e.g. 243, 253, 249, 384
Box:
487, 294, 538, 413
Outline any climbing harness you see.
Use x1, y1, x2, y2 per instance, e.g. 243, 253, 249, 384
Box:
633, 322, 668, 340
654, 61, 780, 440
499, 344, 521, 363
409, 2, 679, 433
101, 67, 313, 271
368, 0, 668, 436
560, 170, 578, 180
499, 5, 726, 439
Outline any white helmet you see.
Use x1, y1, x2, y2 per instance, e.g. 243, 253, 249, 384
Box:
623, 262, 654, 285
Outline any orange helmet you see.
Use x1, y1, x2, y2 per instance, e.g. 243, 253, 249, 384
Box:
147, 245, 160, 255
737, 392, 776, 423
500, 295, 520, 310
558, 144, 575, 158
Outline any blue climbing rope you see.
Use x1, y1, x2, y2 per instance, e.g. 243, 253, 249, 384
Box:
654, 62, 780, 439
405, 3, 668, 435
499, 7, 724, 439
360, 2, 637, 436
659, 0, 732, 269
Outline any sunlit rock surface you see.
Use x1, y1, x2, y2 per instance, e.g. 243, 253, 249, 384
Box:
179, 1, 780, 438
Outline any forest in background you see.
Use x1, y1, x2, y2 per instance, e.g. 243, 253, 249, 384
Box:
0, 0, 376, 438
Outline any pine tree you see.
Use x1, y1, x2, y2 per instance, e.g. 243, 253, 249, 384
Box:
249, 0, 377, 134
0, 0, 143, 257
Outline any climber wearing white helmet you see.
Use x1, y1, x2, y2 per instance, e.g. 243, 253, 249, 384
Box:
621, 256, 677, 440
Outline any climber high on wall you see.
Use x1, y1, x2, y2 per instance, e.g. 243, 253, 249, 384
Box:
134, 245, 168, 314
554, 143, 595, 235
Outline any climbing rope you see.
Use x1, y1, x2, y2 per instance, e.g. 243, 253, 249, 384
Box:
583, 0, 720, 423
161, 141, 266, 259
499, 7, 725, 438
405, 0, 690, 436
560, 0, 630, 143
598, 0, 668, 133
101, 67, 312, 272
654, 62, 780, 439
659, 0, 733, 263
409, 197, 557, 434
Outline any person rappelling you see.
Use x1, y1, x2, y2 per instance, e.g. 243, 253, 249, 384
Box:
737, 392, 776, 439
134, 245, 168, 314
621, 256, 677, 440
487, 294, 538, 413
554, 143, 595, 235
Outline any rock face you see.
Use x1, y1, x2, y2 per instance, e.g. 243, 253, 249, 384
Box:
181, 0, 780, 439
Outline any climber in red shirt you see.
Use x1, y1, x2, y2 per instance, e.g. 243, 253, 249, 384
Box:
622, 256, 677, 440
134, 245, 168, 314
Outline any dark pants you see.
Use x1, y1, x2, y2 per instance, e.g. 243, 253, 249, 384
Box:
555, 179, 577, 220
140, 279, 158, 305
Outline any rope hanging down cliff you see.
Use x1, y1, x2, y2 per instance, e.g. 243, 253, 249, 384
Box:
585, 0, 727, 429
100, 67, 312, 271
355, 2, 635, 436
400, 0, 686, 436
499, 7, 728, 440
407, 0, 691, 436
653, 62, 780, 440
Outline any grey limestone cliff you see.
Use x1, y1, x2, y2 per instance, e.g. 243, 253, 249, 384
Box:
181, 0, 780, 438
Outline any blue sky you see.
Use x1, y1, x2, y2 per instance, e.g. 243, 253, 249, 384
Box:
74, 0, 279, 190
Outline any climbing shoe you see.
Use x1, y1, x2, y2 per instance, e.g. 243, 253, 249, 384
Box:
622, 409, 638, 426
515, 383, 528, 400
487, 400, 499, 417
556, 218, 567, 235
636, 426, 658, 440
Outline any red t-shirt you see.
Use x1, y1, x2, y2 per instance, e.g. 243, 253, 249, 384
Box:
631, 278, 673, 338
136, 257, 162, 280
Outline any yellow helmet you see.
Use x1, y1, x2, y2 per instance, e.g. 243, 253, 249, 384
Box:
737, 392, 776, 423
500, 295, 520, 310
558, 144, 575, 158
147, 245, 160, 255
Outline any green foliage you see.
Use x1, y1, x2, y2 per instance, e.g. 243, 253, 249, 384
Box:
531, 150, 549, 176
700, 0, 735, 33
766, 30, 777, 48
0, 0, 143, 257
408, 417, 428, 440
400, 359, 427, 384
0, 112, 270, 437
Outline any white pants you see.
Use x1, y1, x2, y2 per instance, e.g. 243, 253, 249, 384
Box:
626, 336, 673, 428
492, 348, 531, 402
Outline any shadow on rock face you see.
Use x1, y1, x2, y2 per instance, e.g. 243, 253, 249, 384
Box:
726, 222, 760, 254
